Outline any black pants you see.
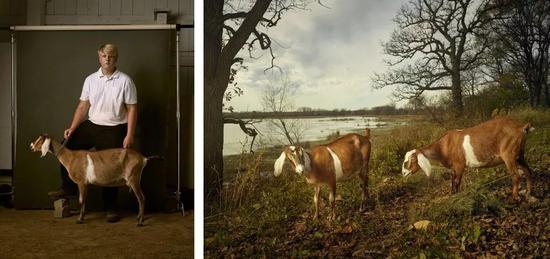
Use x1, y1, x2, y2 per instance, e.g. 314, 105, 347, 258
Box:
60, 120, 128, 212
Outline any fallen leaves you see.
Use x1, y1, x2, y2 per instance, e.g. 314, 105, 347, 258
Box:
408, 220, 432, 231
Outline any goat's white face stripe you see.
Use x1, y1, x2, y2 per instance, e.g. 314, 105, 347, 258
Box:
326, 147, 344, 181
463, 135, 483, 167
86, 154, 96, 184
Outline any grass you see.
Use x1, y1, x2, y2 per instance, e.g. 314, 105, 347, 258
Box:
205, 108, 550, 258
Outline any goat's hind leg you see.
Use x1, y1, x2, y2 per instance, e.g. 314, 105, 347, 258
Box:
313, 185, 321, 219
328, 182, 336, 221
76, 184, 87, 224
503, 156, 521, 202
517, 154, 534, 198
129, 182, 146, 226
359, 164, 369, 212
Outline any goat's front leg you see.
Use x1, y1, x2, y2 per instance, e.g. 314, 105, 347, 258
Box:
76, 184, 87, 224
451, 166, 464, 194
313, 185, 321, 219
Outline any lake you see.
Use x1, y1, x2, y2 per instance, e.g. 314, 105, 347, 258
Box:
223, 116, 399, 156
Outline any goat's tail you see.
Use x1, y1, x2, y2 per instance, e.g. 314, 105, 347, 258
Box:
145, 155, 165, 161
523, 123, 534, 134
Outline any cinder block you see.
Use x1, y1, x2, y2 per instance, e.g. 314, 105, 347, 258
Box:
53, 198, 71, 218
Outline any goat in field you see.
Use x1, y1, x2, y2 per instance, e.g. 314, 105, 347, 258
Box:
30, 134, 162, 226
274, 129, 371, 220
402, 117, 534, 201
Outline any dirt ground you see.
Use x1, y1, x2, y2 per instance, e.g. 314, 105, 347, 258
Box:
0, 207, 193, 259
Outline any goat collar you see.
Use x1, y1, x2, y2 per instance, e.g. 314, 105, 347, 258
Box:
50, 139, 66, 157
301, 150, 312, 174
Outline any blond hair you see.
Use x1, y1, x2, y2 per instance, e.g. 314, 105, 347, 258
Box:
98, 43, 118, 57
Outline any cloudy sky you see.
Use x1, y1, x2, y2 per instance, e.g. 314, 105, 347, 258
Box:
226, 0, 410, 112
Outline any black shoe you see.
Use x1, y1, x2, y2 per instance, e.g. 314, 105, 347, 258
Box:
48, 188, 76, 198
106, 211, 120, 223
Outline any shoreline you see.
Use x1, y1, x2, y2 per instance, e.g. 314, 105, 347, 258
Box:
223, 115, 419, 158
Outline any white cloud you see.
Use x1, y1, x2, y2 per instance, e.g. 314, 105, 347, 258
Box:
226, 0, 409, 111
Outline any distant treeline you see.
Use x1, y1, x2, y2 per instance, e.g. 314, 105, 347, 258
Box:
225, 105, 415, 119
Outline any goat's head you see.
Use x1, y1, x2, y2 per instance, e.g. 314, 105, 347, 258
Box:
274, 145, 310, 177
30, 134, 52, 157
402, 149, 431, 177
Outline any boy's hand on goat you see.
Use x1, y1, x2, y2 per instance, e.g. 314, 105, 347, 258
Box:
123, 135, 134, 149
64, 128, 74, 139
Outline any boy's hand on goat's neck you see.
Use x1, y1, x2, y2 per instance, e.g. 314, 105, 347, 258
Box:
123, 135, 134, 149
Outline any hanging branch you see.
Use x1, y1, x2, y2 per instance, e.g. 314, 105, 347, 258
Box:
223, 116, 261, 153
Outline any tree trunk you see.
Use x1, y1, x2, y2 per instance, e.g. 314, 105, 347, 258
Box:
204, 0, 225, 201
545, 83, 550, 107
451, 72, 464, 116
204, 79, 225, 200
203, 0, 273, 202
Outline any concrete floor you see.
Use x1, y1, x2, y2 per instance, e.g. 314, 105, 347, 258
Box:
0, 207, 193, 259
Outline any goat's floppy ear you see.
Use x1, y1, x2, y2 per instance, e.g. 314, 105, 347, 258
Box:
402, 150, 415, 177
417, 152, 431, 177
274, 151, 287, 177
40, 137, 51, 157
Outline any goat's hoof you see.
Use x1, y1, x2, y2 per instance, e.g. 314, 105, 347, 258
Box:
137, 222, 144, 227
508, 196, 521, 204
76, 219, 84, 224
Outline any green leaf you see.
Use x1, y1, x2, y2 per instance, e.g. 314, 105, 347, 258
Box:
472, 224, 481, 243
313, 231, 323, 239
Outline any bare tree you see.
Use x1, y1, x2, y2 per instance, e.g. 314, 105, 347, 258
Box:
373, 0, 497, 115
262, 73, 306, 145
490, 0, 550, 107
205, 0, 316, 200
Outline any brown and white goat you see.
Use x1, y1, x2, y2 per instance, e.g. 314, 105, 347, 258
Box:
402, 117, 534, 201
274, 129, 371, 220
30, 134, 161, 226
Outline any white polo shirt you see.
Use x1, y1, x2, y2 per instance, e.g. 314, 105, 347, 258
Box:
79, 68, 137, 126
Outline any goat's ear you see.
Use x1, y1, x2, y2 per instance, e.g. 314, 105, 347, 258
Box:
402, 150, 415, 177
417, 152, 431, 177
40, 137, 51, 157
274, 151, 287, 177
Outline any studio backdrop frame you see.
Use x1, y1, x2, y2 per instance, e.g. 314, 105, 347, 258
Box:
8, 24, 193, 212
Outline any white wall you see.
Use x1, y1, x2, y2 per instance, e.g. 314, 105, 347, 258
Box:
44, 0, 193, 25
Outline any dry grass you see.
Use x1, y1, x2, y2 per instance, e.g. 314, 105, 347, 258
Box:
206, 109, 550, 258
